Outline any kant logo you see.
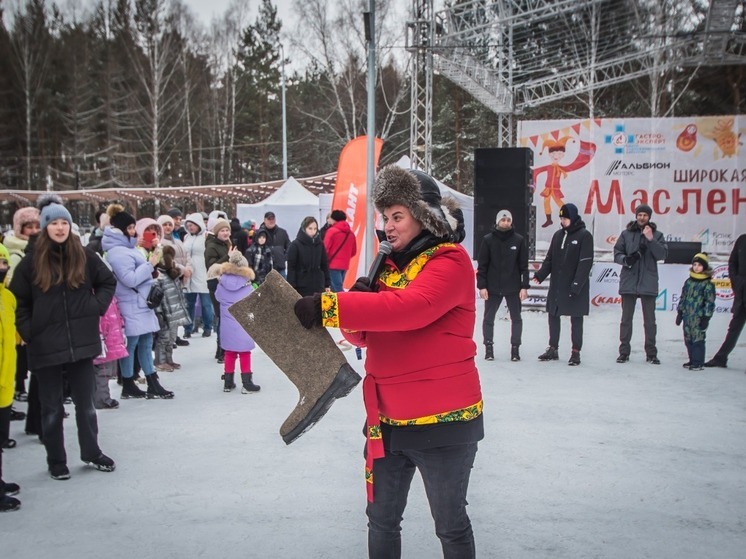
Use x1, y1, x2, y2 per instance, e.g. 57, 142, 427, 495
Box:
592, 295, 622, 306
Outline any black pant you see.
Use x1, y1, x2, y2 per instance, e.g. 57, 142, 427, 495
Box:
366, 442, 478, 559
619, 294, 657, 358
35, 359, 101, 467
25, 372, 42, 437
15, 344, 28, 394
712, 304, 746, 364
548, 314, 584, 351
0, 406, 9, 446
482, 293, 522, 346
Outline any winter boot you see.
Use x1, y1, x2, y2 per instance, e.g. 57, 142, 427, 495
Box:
0, 494, 21, 512
538, 346, 559, 361
568, 350, 581, 366
224, 373, 236, 392
484, 343, 494, 361
145, 373, 175, 399
240, 373, 261, 394
511, 345, 521, 362
121, 377, 147, 399
541, 214, 553, 228
84, 453, 116, 472
229, 270, 362, 444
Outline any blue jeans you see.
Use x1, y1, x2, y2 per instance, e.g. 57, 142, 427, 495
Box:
366, 442, 478, 559
184, 292, 214, 334
330, 269, 346, 293
120, 333, 155, 378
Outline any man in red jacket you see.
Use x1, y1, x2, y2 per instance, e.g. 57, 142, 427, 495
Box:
323, 209, 357, 292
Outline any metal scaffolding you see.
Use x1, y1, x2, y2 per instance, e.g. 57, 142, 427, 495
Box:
408, 0, 746, 172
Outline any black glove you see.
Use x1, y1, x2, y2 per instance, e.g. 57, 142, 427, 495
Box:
675, 311, 683, 326
638, 243, 648, 255
623, 252, 641, 267
294, 294, 322, 329
350, 276, 377, 293
699, 316, 710, 330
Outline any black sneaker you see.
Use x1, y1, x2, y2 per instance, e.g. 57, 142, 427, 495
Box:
616, 354, 629, 364
9, 408, 25, 421
2, 481, 20, 496
510, 345, 520, 362
2, 439, 17, 449
183, 332, 192, 339
484, 344, 494, 361
84, 454, 116, 472
201, 329, 212, 338
538, 347, 559, 361
175, 337, 190, 346
646, 357, 661, 365
49, 463, 71, 480
568, 350, 581, 366
704, 358, 727, 368
682, 362, 691, 368
689, 365, 704, 371
14, 391, 28, 402
0, 494, 21, 512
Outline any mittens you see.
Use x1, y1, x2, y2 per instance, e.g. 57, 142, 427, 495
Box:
699, 316, 710, 330
294, 294, 322, 329
623, 251, 641, 267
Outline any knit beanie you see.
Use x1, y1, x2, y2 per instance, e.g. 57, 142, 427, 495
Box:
331, 209, 347, 222
13, 206, 40, 238
107, 204, 136, 233
38, 194, 73, 230
167, 207, 182, 218
229, 249, 249, 268
157, 215, 174, 228
373, 165, 463, 242
495, 209, 513, 224
559, 203, 580, 223
692, 252, 710, 270
212, 219, 231, 236
635, 204, 653, 217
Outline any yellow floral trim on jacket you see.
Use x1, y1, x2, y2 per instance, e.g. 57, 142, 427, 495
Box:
368, 424, 382, 440
380, 401, 483, 426
321, 292, 339, 328
380, 243, 456, 289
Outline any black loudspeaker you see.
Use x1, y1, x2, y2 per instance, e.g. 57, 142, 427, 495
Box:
664, 242, 702, 264
473, 148, 534, 258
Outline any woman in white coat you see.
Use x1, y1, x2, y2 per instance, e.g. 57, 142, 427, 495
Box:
181, 212, 214, 338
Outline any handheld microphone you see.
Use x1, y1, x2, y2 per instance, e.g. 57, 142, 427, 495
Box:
366, 241, 393, 286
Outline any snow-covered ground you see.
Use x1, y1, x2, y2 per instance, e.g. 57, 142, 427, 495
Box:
3, 305, 745, 559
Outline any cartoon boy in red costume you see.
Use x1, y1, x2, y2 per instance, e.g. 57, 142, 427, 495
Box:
533, 136, 596, 228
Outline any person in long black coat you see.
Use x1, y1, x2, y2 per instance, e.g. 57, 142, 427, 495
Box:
532, 203, 594, 366
286, 217, 331, 297
10, 195, 117, 480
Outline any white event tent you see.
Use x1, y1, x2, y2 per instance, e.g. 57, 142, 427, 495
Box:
235, 176, 319, 235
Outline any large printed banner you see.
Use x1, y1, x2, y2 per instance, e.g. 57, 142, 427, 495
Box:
518, 117, 745, 256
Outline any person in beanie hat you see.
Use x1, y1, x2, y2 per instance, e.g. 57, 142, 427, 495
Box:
532, 202, 594, 366
215, 249, 260, 393
258, 211, 291, 279
705, 234, 746, 368
676, 253, 716, 370
613, 203, 668, 364
476, 208, 529, 361
293, 165, 481, 556
101, 203, 175, 400
9, 194, 118, 479
166, 207, 185, 240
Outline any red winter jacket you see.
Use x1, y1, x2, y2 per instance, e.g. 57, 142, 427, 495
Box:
323, 220, 357, 271
324, 242, 482, 500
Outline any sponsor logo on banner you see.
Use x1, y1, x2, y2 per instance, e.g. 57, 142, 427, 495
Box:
656, 289, 668, 311
604, 124, 666, 154
595, 268, 619, 283
606, 235, 618, 245
711, 265, 733, 300
591, 295, 622, 306
696, 229, 734, 251
605, 160, 670, 175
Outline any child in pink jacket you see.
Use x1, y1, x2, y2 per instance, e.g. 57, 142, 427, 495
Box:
93, 297, 128, 409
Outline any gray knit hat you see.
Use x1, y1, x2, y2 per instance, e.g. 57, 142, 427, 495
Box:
495, 209, 513, 223
38, 194, 73, 230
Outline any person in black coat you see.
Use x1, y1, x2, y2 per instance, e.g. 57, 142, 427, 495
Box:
9, 195, 117, 480
476, 209, 529, 362
532, 203, 594, 366
705, 233, 746, 368
286, 216, 331, 297
258, 211, 291, 278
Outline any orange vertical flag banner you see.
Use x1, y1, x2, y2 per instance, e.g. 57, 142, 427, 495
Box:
331, 136, 384, 290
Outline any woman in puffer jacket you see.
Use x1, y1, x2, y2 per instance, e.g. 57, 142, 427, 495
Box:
101, 204, 174, 400
10, 195, 117, 480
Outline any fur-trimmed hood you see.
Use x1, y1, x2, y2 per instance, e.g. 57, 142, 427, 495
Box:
626, 220, 658, 233
219, 261, 255, 282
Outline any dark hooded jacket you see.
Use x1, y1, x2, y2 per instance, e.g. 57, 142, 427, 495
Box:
286, 227, 330, 297
535, 219, 594, 316
10, 242, 116, 370
476, 227, 530, 295
258, 223, 291, 272
613, 220, 668, 296
728, 234, 746, 313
